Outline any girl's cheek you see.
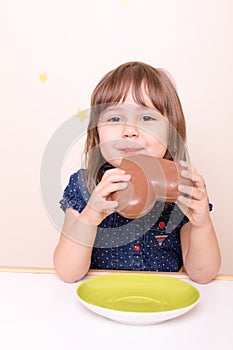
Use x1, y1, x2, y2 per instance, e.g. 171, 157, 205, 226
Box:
140, 120, 169, 147
98, 141, 123, 167
152, 123, 169, 146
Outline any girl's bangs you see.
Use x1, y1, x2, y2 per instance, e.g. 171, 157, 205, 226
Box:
97, 77, 166, 115
131, 80, 166, 115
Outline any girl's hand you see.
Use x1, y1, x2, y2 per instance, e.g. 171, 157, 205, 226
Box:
177, 161, 211, 228
80, 168, 131, 226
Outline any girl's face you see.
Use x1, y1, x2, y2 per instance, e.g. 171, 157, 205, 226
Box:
97, 89, 169, 166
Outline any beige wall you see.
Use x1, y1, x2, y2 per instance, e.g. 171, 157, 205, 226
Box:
1, 0, 232, 273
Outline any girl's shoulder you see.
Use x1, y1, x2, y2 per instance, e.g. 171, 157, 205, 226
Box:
59, 169, 90, 212
66, 168, 87, 188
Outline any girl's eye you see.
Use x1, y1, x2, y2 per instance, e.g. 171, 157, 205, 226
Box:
141, 115, 157, 121
108, 116, 121, 122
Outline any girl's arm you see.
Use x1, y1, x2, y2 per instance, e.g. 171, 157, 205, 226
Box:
53, 207, 97, 283
180, 221, 221, 283
53, 168, 131, 283
178, 161, 221, 283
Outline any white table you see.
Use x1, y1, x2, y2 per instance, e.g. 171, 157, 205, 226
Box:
0, 269, 232, 350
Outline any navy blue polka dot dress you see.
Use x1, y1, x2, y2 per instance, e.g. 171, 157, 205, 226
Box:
60, 169, 191, 272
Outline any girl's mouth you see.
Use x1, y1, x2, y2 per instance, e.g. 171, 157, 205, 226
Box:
114, 140, 145, 154
119, 148, 144, 154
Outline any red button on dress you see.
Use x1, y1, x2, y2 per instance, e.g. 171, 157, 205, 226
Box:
159, 221, 165, 229
134, 245, 141, 252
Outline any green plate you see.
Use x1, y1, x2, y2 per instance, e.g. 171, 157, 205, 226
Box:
76, 274, 200, 324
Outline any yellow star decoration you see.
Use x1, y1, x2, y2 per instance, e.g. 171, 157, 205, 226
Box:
76, 108, 89, 122
39, 73, 48, 83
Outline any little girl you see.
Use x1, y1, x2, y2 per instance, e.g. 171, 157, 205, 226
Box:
54, 61, 221, 283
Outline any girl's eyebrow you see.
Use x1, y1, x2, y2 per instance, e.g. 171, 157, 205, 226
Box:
102, 106, 123, 114
132, 106, 163, 118
103, 105, 161, 114
136, 106, 161, 114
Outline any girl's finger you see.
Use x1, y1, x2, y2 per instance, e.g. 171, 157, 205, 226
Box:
178, 193, 208, 211
88, 193, 118, 213
100, 199, 119, 211
177, 195, 196, 210
180, 165, 206, 190
178, 184, 205, 201
97, 181, 128, 197
179, 160, 190, 168
102, 167, 126, 179
101, 173, 131, 186
178, 184, 193, 198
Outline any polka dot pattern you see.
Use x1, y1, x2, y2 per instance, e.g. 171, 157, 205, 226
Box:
59, 169, 192, 272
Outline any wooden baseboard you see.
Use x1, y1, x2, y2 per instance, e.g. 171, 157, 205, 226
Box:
0, 266, 233, 280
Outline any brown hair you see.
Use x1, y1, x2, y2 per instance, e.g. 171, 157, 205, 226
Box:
84, 61, 187, 192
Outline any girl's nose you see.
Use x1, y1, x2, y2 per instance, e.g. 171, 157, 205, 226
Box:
122, 124, 139, 138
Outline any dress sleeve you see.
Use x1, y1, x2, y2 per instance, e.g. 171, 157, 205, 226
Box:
59, 169, 89, 213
